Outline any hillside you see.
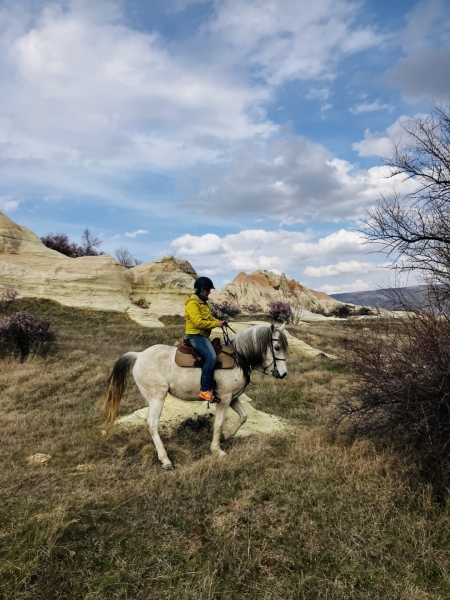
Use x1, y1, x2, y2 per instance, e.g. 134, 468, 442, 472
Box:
330, 285, 432, 310
1, 298, 448, 599
0, 210, 197, 326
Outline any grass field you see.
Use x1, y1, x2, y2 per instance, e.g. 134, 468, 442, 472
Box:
0, 299, 449, 599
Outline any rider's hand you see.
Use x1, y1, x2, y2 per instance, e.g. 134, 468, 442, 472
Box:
218, 320, 228, 327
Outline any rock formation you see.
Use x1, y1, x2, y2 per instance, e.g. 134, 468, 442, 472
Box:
0, 211, 340, 325
211, 269, 337, 315
0, 211, 197, 327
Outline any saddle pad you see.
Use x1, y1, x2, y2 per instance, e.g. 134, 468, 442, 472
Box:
175, 346, 236, 369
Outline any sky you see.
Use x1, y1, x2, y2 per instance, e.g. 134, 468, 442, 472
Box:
1, 0, 449, 294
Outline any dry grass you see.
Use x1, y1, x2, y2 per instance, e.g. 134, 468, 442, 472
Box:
0, 300, 449, 599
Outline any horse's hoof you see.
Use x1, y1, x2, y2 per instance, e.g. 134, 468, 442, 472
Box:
212, 449, 226, 458
162, 463, 174, 471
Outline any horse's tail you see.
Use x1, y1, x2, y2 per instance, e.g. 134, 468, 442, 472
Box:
98, 352, 139, 427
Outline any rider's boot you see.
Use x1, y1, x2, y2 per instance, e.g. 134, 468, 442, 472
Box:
199, 390, 214, 402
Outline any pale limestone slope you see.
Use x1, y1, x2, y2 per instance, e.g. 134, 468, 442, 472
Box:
0, 211, 198, 326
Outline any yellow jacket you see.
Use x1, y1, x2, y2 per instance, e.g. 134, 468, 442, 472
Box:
184, 294, 219, 336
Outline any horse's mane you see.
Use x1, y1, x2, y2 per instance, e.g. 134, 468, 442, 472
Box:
231, 325, 288, 382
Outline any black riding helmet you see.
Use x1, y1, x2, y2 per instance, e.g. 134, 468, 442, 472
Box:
194, 276, 215, 291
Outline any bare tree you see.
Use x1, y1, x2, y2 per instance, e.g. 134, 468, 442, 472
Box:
114, 246, 139, 267
362, 104, 450, 299
80, 228, 103, 256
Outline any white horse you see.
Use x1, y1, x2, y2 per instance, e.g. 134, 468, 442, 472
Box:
99, 323, 288, 470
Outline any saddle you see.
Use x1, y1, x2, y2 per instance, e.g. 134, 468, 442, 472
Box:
175, 337, 236, 369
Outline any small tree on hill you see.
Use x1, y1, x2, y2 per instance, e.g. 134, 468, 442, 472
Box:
115, 246, 134, 266
114, 247, 142, 267
79, 228, 103, 256
41, 233, 78, 257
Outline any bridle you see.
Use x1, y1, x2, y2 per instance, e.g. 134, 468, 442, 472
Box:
222, 323, 287, 380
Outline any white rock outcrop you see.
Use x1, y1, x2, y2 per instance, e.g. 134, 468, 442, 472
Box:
211, 269, 338, 315
0, 211, 197, 326
118, 393, 288, 438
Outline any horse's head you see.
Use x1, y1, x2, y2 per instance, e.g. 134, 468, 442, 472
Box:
232, 323, 288, 380
265, 322, 288, 379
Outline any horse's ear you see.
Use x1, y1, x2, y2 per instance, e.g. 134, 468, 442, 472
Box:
279, 322, 286, 331
270, 323, 274, 332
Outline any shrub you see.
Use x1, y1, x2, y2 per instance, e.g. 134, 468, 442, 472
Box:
333, 310, 450, 466
0, 311, 56, 360
41, 233, 78, 257
210, 301, 241, 320
329, 304, 352, 318
41, 228, 104, 257
133, 298, 149, 309
266, 301, 293, 323
241, 303, 262, 314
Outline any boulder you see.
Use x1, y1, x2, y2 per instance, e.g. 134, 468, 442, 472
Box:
118, 393, 288, 437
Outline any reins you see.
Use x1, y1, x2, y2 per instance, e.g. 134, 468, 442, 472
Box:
222, 322, 286, 380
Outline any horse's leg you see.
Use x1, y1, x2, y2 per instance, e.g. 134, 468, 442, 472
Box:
222, 396, 248, 441
210, 394, 232, 457
146, 392, 173, 470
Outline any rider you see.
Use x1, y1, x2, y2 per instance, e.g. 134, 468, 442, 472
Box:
184, 276, 227, 402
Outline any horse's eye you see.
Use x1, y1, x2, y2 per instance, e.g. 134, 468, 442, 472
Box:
275, 345, 280, 352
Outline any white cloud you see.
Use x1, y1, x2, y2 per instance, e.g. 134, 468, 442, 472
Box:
0, 196, 21, 212
171, 226, 379, 276
0, 0, 275, 186
303, 260, 383, 277
205, 0, 383, 85
352, 130, 392, 157
172, 228, 312, 272
318, 279, 372, 294
292, 229, 365, 257
353, 113, 429, 157
124, 229, 148, 238
0, 0, 383, 194
171, 233, 225, 255
349, 100, 395, 114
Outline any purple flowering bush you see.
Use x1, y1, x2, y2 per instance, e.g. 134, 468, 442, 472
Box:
267, 301, 293, 323
210, 301, 241, 320
0, 311, 56, 360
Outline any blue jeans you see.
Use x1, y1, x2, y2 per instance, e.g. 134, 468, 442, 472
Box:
185, 334, 216, 391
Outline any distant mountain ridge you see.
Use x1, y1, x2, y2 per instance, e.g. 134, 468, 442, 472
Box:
330, 286, 432, 310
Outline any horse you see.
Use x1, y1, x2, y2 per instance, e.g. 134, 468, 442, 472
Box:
99, 323, 288, 470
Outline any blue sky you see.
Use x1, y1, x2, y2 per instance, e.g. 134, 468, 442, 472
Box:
1, 0, 449, 293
